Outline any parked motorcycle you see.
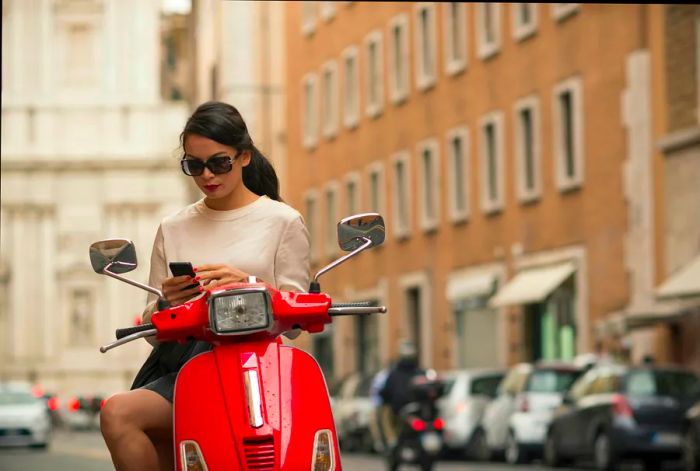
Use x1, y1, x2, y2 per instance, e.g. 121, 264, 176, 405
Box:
387, 371, 445, 471
89, 213, 387, 471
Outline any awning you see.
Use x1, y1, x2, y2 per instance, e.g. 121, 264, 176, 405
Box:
446, 272, 495, 301
490, 262, 576, 308
656, 254, 700, 299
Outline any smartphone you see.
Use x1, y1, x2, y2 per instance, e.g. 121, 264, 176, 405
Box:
169, 262, 199, 291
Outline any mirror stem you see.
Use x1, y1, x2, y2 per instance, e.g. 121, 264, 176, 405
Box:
310, 237, 372, 293
102, 264, 164, 299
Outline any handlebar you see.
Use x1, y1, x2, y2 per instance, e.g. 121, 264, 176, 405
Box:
116, 323, 155, 340
328, 302, 387, 316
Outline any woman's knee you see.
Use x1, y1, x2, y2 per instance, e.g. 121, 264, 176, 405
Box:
100, 393, 134, 441
100, 390, 172, 442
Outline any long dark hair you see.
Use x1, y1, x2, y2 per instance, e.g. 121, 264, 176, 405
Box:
180, 101, 281, 201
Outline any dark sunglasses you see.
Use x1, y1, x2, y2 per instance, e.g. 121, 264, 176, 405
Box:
180, 151, 241, 176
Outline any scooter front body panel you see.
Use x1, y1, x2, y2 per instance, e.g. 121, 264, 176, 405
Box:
174, 340, 341, 470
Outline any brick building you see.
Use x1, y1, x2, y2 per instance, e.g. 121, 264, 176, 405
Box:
282, 2, 699, 382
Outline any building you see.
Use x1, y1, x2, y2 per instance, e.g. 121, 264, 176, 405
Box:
283, 2, 698, 383
0, 0, 190, 396
188, 0, 288, 196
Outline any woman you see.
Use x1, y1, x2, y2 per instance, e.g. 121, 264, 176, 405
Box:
99, 101, 310, 471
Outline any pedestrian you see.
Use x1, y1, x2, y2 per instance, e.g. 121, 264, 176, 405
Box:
99, 101, 311, 471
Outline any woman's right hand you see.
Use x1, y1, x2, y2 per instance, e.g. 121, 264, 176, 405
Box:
161, 276, 201, 306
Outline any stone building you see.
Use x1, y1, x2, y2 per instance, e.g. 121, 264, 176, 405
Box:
0, 0, 190, 396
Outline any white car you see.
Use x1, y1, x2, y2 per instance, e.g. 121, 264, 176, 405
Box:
478, 362, 584, 464
332, 373, 375, 452
0, 382, 52, 448
436, 368, 504, 458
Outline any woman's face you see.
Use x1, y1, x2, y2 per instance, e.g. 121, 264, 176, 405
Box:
183, 134, 251, 202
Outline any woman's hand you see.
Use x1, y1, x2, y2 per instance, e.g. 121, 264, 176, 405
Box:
194, 264, 251, 291
161, 275, 201, 306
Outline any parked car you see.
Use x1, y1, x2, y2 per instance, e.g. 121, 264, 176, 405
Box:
332, 372, 375, 452
0, 382, 52, 448
60, 394, 104, 430
436, 368, 504, 459
683, 398, 700, 471
544, 364, 700, 470
477, 361, 584, 464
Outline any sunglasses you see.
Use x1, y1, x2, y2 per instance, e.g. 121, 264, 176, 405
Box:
180, 151, 241, 176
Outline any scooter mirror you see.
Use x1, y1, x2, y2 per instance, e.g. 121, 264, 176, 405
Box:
89, 239, 138, 274
337, 213, 385, 251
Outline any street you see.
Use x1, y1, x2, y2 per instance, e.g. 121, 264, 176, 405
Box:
0, 429, 685, 471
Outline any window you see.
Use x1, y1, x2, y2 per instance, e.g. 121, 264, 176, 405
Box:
551, 3, 579, 21
302, 73, 318, 150
344, 172, 360, 216
391, 151, 412, 239
365, 30, 384, 118
477, 3, 501, 60
388, 13, 409, 104
415, 3, 437, 90
446, 126, 470, 223
304, 190, 320, 263
69, 289, 95, 346
367, 162, 385, 215
341, 46, 360, 129
319, 1, 336, 21
479, 111, 504, 214
301, 1, 317, 36
512, 3, 538, 41
321, 60, 339, 139
324, 182, 339, 257
443, 1, 467, 75
514, 95, 541, 203
553, 76, 584, 191
417, 138, 440, 231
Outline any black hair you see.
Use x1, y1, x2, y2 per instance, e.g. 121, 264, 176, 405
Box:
180, 101, 281, 201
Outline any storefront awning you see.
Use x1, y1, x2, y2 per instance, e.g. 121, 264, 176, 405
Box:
445, 272, 495, 301
490, 262, 576, 308
656, 254, 700, 299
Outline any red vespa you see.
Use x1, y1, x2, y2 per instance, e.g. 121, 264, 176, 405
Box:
89, 213, 387, 471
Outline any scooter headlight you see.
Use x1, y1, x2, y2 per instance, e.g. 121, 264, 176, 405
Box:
209, 289, 272, 335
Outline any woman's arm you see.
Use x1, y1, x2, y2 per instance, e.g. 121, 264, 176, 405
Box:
142, 225, 168, 345
274, 215, 311, 293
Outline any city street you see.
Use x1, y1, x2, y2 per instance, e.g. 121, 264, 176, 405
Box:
0, 429, 685, 471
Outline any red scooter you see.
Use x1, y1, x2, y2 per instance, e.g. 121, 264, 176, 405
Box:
89, 213, 387, 471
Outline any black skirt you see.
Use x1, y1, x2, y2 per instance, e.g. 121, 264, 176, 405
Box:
131, 340, 212, 403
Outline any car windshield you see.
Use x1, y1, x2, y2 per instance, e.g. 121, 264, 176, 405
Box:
471, 375, 504, 397
0, 391, 38, 405
625, 370, 700, 398
442, 377, 457, 396
526, 369, 582, 393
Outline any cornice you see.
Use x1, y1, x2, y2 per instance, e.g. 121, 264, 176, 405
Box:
0, 158, 181, 172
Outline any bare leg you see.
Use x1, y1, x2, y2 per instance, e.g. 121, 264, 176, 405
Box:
100, 389, 173, 471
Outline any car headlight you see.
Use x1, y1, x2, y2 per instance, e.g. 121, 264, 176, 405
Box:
209, 289, 272, 335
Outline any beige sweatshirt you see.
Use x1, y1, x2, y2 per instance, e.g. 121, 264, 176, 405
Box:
142, 196, 311, 326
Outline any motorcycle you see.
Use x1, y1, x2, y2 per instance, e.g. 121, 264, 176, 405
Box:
387, 371, 445, 471
89, 213, 387, 471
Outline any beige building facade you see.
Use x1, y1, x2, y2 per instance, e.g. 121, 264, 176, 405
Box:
283, 2, 698, 383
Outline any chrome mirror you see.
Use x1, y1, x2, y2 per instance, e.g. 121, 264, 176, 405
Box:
89, 239, 137, 274
338, 213, 385, 251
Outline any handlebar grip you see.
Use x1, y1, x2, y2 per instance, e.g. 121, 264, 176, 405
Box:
116, 323, 155, 340
328, 305, 387, 316
331, 302, 374, 308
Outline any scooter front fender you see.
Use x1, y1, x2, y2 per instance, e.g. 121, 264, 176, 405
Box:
174, 341, 341, 470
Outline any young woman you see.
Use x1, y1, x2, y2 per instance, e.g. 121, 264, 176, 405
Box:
99, 101, 310, 471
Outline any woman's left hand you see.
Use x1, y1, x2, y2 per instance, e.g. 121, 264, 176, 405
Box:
194, 264, 251, 291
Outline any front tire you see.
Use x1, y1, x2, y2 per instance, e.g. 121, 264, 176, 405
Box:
544, 431, 566, 467
594, 431, 618, 471
685, 427, 700, 471
469, 428, 491, 462
504, 430, 528, 464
